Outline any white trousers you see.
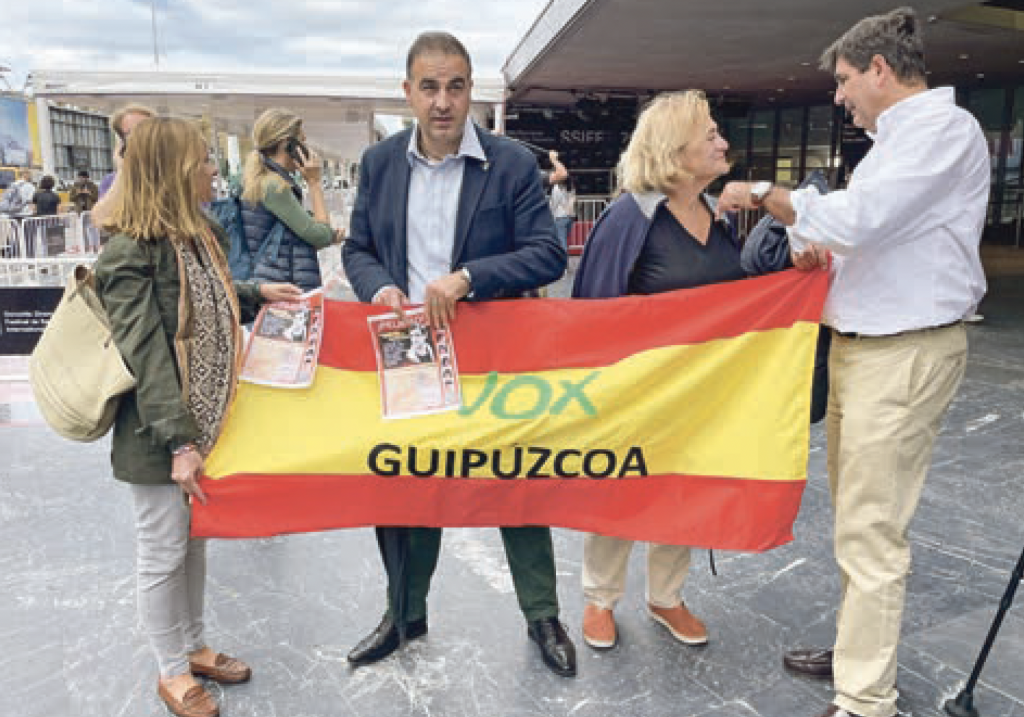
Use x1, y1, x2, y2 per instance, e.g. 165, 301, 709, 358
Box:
131, 484, 207, 678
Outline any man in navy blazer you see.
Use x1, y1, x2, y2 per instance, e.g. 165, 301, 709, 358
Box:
342, 31, 573, 677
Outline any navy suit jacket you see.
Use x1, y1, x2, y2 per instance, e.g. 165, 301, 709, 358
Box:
343, 125, 566, 302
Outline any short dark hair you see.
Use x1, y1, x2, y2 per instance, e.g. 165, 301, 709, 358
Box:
78, 170, 90, 178
820, 7, 927, 84
406, 32, 472, 79
40, 175, 56, 191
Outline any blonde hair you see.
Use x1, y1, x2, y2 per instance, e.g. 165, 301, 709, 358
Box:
241, 108, 303, 203
109, 103, 157, 135
102, 117, 212, 242
617, 90, 712, 195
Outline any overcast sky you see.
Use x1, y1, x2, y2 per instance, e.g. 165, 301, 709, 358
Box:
1, 0, 550, 89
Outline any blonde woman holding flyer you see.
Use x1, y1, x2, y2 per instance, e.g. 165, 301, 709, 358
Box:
96, 116, 299, 717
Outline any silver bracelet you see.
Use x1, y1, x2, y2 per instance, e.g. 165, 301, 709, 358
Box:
171, 443, 197, 456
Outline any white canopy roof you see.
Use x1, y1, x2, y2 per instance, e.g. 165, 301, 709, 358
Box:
30, 69, 506, 161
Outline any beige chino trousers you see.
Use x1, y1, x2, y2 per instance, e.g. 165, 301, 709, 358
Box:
582, 535, 692, 609
827, 324, 967, 717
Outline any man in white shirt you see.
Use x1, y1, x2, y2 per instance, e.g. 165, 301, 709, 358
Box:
717, 8, 989, 717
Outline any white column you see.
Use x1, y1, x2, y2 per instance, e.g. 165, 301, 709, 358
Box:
35, 98, 56, 175
226, 135, 241, 177
493, 102, 505, 134
207, 115, 225, 197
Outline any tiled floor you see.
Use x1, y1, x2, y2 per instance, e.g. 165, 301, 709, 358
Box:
2, 260, 1022, 717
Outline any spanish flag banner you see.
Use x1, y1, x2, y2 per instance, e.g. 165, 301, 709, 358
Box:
193, 268, 828, 551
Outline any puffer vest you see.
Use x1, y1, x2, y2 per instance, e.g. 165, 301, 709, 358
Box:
240, 199, 322, 293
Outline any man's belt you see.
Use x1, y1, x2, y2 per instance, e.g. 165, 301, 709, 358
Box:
833, 319, 963, 340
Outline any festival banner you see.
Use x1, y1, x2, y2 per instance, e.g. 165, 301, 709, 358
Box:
193, 268, 828, 551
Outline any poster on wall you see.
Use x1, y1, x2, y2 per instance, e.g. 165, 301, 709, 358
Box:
0, 288, 63, 355
0, 97, 35, 168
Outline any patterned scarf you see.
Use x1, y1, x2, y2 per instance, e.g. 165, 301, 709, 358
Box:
171, 226, 242, 454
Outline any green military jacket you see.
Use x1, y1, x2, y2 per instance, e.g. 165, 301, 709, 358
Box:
94, 222, 263, 485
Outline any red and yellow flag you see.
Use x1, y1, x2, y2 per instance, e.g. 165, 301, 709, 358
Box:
193, 268, 828, 551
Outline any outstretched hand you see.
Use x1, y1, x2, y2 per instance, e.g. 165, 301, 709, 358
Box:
260, 283, 303, 303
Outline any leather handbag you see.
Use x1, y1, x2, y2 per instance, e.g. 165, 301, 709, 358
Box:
29, 265, 136, 441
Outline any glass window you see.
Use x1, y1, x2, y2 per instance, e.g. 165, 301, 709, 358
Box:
1003, 88, 1023, 228
776, 108, 803, 188
805, 105, 836, 182
965, 89, 1007, 225
749, 110, 776, 182
48, 109, 115, 181
723, 116, 749, 182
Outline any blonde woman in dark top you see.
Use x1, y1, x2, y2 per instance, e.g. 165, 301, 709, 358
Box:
96, 117, 300, 717
573, 90, 740, 651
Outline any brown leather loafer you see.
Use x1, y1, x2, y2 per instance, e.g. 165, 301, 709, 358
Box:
158, 683, 219, 717
190, 653, 252, 684
582, 603, 617, 649
648, 602, 708, 645
783, 647, 834, 678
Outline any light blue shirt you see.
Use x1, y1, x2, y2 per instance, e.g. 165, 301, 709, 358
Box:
404, 118, 486, 303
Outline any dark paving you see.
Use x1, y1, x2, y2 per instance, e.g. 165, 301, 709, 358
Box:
2, 257, 1023, 717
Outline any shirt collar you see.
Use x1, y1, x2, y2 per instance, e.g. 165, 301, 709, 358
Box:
633, 191, 722, 223
871, 86, 953, 140
407, 117, 487, 166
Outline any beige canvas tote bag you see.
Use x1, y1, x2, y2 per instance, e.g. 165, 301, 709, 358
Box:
29, 265, 136, 441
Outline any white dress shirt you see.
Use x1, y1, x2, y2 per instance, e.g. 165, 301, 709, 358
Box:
404, 118, 486, 304
789, 87, 989, 335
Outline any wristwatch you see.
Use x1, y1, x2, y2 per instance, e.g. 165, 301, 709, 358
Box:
751, 181, 773, 206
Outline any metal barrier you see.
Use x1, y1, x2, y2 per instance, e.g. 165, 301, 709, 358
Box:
20, 214, 85, 257
79, 210, 103, 253
0, 213, 98, 286
0, 216, 24, 258
567, 196, 609, 255
0, 216, 27, 284
322, 189, 354, 232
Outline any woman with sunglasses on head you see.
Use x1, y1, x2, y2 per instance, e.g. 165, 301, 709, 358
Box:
96, 116, 301, 717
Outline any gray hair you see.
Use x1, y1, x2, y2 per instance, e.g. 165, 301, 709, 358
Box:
406, 32, 473, 79
819, 7, 926, 84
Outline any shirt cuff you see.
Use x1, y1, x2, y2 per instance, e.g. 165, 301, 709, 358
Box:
787, 186, 819, 253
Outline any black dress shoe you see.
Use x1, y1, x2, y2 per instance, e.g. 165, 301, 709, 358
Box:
347, 614, 428, 666
783, 647, 834, 678
527, 618, 577, 677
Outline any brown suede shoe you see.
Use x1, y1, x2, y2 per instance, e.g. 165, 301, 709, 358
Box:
190, 652, 252, 684
784, 647, 834, 678
582, 604, 617, 649
158, 682, 219, 717
648, 602, 708, 644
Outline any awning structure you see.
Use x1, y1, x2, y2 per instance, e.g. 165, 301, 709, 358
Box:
29, 69, 506, 161
503, 0, 1024, 105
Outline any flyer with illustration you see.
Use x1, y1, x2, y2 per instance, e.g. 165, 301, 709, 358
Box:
368, 307, 461, 419
240, 291, 324, 388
